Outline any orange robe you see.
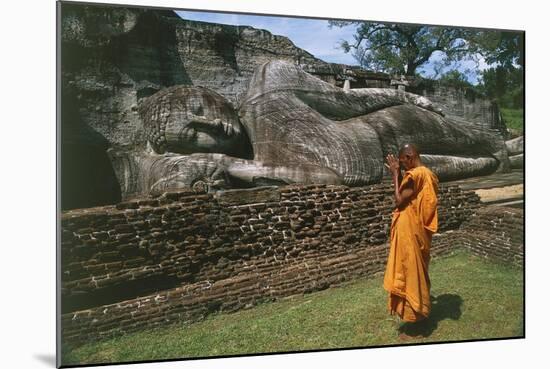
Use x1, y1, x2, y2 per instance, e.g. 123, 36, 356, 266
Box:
383, 165, 439, 322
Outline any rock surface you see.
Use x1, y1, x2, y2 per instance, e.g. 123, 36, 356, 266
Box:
138, 86, 253, 157
127, 61, 508, 197
238, 61, 508, 184
506, 135, 524, 156
409, 79, 507, 135
60, 2, 513, 209
508, 153, 524, 169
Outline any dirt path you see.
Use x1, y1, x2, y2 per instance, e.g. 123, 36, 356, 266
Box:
475, 184, 524, 203
445, 169, 523, 190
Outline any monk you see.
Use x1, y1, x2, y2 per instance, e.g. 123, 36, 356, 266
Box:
383, 144, 439, 332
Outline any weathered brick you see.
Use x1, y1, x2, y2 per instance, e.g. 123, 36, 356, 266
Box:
60, 183, 523, 349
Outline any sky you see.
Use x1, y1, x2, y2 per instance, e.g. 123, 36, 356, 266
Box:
176, 10, 359, 65
176, 10, 491, 84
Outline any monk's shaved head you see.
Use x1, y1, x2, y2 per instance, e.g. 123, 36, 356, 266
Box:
399, 143, 420, 158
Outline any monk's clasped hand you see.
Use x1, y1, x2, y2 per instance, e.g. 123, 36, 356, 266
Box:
385, 154, 400, 176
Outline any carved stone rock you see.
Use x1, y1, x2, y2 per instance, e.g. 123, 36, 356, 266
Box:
59, 3, 514, 208
508, 153, 524, 169
126, 60, 509, 196
506, 136, 524, 156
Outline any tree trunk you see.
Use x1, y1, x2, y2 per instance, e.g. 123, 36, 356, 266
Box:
405, 60, 417, 76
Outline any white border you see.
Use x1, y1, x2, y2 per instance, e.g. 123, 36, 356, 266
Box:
1, 0, 544, 368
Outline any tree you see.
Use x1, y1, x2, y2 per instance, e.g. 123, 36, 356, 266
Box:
478, 66, 523, 108
471, 31, 524, 108
329, 20, 524, 109
439, 69, 474, 89
329, 21, 482, 76
329, 22, 524, 79
470, 31, 524, 70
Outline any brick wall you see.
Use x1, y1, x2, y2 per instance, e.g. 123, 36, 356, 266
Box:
457, 206, 524, 267
60, 183, 522, 347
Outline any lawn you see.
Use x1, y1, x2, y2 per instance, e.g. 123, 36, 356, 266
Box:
62, 250, 524, 366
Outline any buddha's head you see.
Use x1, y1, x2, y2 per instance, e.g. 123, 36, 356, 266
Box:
139, 86, 252, 158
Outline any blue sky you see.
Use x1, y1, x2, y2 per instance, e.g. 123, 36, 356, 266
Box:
176, 10, 358, 65
176, 10, 489, 84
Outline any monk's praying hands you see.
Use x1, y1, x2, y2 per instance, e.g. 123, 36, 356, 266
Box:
385, 154, 400, 177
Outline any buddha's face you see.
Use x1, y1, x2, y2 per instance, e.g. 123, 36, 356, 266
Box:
140, 86, 252, 158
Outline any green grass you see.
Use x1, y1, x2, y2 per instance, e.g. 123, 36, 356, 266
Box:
501, 107, 524, 133
63, 251, 523, 366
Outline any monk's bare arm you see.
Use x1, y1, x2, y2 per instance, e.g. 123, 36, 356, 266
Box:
391, 177, 414, 208
385, 153, 412, 208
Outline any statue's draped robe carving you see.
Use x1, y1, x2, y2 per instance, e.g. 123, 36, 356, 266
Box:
118, 60, 510, 198
383, 166, 438, 322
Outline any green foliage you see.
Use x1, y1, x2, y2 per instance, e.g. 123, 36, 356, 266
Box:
329, 22, 524, 104
329, 21, 478, 76
63, 251, 523, 366
470, 31, 524, 69
463, 32, 523, 111
501, 108, 524, 133
438, 69, 475, 89
478, 66, 523, 109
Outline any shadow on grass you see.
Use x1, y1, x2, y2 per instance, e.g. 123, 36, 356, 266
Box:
398, 294, 463, 337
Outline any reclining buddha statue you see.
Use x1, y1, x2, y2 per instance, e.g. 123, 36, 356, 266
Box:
112, 60, 509, 197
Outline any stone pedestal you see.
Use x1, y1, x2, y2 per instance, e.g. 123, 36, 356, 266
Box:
343, 79, 351, 91
391, 76, 410, 91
